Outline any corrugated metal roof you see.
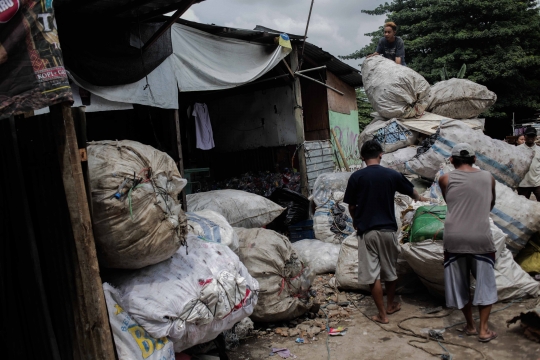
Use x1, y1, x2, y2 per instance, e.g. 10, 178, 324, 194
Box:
173, 20, 363, 88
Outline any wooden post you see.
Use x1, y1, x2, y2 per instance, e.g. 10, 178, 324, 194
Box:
331, 128, 350, 171
174, 109, 188, 211
50, 102, 115, 360
290, 45, 310, 197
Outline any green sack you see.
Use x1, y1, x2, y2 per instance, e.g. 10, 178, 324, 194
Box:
410, 205, 447, 242
516, 234, 540, 274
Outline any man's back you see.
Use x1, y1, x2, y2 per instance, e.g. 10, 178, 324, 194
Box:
344, 165, 413, 235
444, 170, 495, 253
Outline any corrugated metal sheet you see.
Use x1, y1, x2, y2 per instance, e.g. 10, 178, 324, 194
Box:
305, 140, 335, 190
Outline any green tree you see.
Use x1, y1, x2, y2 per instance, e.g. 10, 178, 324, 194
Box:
356, 88, 373, 132
343, 0, 540, 138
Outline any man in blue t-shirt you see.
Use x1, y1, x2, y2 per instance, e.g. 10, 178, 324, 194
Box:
367, 21, 406, 65
344, 140, 427, 324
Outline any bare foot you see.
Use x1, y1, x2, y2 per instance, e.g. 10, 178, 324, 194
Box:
478, 329, 498, 342
387, 302, 401, 315
371, 314, 389, 324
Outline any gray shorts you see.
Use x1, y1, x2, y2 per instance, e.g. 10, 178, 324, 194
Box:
443, 252, 498, 309
357, 230, 400, 285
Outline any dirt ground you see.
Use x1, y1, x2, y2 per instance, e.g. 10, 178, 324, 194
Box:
227, 279, 540, 360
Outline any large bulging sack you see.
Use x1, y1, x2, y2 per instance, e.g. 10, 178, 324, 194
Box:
88, 140, 187, 269
103, 283, 175, 360
357, 119, 418, 153
362, 56, 431, 119
187, 189, 285, 228
313, 200, 354, 244
292, 239, 341, 275
187, 209, 239, 252
492, 181, 540, 256
426, 78, 497, 119
111, 235, 258, 353
405, 119, 534, 187
380, 146, 418, 172
335, 233, 420, 294
311, 172, 353, 207
235, 228, 313, 322
401, 220, 540, 300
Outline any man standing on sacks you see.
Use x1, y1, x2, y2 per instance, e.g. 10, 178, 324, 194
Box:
517, 126, 540, 201
344, 140, 428, 324
438, 143, 498, 342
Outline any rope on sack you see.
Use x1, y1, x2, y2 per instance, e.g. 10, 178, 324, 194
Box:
277, 263, 306, 297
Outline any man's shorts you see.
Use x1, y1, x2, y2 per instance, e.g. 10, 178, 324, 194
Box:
443, 252, 498, 309
357, 230, 400, 285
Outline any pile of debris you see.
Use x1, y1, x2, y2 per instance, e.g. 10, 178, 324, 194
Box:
197, 170, 301, 197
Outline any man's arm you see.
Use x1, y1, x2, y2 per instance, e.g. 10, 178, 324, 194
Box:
438, 174, 449, 202
490, 175, 496, 210
395, 38, 405, 65
395, 57, 402, 65
348, 204, 357, 230
411, 189, 429, 202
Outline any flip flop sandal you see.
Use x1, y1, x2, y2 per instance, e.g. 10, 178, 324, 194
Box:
457, 327, 478, 336
478, 332, 498, 342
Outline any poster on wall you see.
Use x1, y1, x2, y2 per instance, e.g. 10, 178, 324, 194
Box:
0, 0, 72, 118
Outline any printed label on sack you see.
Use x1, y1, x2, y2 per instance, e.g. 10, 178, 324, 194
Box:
115, 303, 174, 360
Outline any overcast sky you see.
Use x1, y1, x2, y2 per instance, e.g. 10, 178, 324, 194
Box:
180, 0, 388, 70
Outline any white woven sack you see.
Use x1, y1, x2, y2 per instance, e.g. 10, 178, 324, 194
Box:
358, 119, 418, 153
401, 220, 540, 300
492, 181, 540, 256
380, 146, 418, 173
187, 209, 239, 252
292, 239, 341, 275
313, 200, 354, 244
112, 234, 259, 353
103, 283, 175, 360
362, 56, 431, 119
235, 228, 313, 322
88, 140, 187, 269
187, 189, 284, 228
427, 78, 497, 119
311, 172, 353, 207
405, 119, 534, 186
335, 233, 419, 294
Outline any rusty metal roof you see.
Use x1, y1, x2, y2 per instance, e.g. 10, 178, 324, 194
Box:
54, 0, 205, 21
173, 20, 362, 87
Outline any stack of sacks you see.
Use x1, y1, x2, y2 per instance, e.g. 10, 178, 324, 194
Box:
360, 56, 498, 173
187, 189, 285, 228
311, 172, 355, 244
109, 234, 259, 353
88, 140, 188, 269
235, 228, 314, 322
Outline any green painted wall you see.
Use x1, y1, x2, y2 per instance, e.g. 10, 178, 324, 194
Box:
329, 110, 361, 166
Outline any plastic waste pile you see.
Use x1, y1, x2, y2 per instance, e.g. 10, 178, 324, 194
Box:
198, 170, 301, 197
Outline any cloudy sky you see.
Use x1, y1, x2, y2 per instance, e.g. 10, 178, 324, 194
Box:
180, 0, 388, 70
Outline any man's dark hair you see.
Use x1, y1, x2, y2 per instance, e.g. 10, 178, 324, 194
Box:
361, 140, 383, 160
451, 155, 475, 167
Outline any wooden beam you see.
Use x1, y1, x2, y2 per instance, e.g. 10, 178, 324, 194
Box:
142, 0, 198, 51
50, 103, 115, 360
173, 109, 188, 212
295, 72, 344, 96
331, 128, 350, 171
290, 45, 310, 197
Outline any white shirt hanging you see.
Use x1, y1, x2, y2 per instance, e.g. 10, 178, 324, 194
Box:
192, 103, 215, 150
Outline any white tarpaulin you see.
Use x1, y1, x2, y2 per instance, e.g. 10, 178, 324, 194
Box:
69, 24, 292, 109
